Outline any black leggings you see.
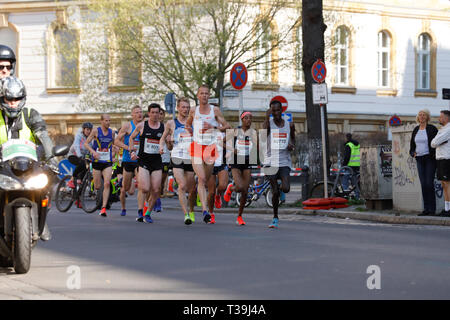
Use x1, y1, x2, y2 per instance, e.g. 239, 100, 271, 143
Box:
68, 155, 87, 180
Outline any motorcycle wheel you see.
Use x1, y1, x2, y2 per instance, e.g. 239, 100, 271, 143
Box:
55, 175, 74, 212
13, 207, 32, 274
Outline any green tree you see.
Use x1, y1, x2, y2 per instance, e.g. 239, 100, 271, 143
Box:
79, 0, 300, 109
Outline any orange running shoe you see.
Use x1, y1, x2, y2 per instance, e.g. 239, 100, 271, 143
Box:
214, 195, 222, 209
224, 183, 233, 202
210, 213, 216, 224
236, 216, 246, 226
99, 207, 107, 217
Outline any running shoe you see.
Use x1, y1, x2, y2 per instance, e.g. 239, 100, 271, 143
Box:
224, 184, 233, 202
210, 213, 216, 224
214, 194, 222, 209
268, 218, 279, 229
99, 207, 107, 217
184, 213, 192, 225
203, 211, 211, 223
143, 202, 148, 215
154, 198, 162, 212
136, 210, 144, 222
280, 191, 286, 203
236, 216, 246, 226
67, 179, 76, 189
120, 209, 127, 217
196, 194, 202, 207
189, 211, 195, 223
144, 214, 153, 223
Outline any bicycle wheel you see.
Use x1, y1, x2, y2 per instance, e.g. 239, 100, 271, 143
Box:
265, 188, 283, 208
80, 177, 101, 213
54, 175, 74, 212
235, 189, 252, 208
309, 182, 335, 199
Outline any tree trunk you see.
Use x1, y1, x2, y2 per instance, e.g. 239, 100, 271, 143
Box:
302, 0, 330, 190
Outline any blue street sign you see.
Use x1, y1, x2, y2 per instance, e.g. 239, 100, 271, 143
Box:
270, 113, 292, 122
58, 159, 76, 180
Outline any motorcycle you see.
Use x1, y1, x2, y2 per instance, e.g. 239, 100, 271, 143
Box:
0, 139, 69, 274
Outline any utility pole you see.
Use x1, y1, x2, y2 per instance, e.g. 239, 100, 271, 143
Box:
302, 0, 330, 190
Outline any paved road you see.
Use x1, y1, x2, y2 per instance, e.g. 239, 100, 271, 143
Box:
1, 196, 450, 300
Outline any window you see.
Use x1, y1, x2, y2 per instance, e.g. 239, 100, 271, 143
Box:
108, 30, 141, 88
295, 27, 304, 84
255, 20, 272, 83
49, 25, 79, 88
417, 33, 430, 90
377, 31, 390, 87
335, 26, 349, 85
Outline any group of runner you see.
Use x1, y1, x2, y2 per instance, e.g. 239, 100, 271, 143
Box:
75, 84, 295, 228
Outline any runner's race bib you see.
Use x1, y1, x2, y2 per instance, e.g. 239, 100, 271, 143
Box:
144, 138, 160, 154
179, 132, 192, 158
198, 128, 214, 145
271, 132, 288, 150
133, 139, 140, 155
97, 148, 111, 162
236, 139, 252, 156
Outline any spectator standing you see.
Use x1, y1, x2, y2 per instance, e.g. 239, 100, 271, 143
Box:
409, 109, 438, 216
431, 110, 450, 217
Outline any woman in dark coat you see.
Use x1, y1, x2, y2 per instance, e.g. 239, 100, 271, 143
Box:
409, 109, 438, 216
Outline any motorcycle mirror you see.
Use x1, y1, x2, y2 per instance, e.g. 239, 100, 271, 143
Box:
52, 145, 70, 157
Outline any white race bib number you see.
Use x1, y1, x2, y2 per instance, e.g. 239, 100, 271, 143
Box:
237, 139, 252, 156
144, 138, 160, 154
133, 140, 140, 155
97, 148, 111, 162
271, 132, 288, 150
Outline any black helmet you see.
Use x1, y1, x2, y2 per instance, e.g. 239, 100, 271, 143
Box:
0, 45, 16, 76
0, 76, 26, 118
82, 122, 93, 129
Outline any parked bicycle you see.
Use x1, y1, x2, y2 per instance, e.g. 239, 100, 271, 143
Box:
235, 176, 285, 208
309, 166, 360, 199
55, 157, 100, 213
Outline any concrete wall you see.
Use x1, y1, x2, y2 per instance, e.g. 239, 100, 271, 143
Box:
391, 124, 444, 213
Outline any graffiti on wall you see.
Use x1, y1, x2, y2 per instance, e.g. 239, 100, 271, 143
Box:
392, 133, 417, 187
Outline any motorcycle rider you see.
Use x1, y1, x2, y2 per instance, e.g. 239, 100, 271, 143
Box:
0, 44, 16, 79
0, 76, 57, 241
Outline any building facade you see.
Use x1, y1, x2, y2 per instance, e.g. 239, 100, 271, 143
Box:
0, 0, 449, 136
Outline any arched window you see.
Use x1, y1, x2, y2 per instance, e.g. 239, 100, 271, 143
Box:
417, 33, 431, 90
334, 25, 349, 85
377, 31, 390, 87
48, 25, 79, 88
255, 20, 272, 83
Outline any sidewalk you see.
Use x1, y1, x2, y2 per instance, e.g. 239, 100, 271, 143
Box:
216, 206, 450, 227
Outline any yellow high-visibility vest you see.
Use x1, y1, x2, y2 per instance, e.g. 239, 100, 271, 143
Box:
346, 142, 360, 167
0, 108, 36, 145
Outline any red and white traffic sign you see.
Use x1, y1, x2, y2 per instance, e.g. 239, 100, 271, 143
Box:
230, 63, 248, 90
312, 59, 327, 83
270, 95, 288, 113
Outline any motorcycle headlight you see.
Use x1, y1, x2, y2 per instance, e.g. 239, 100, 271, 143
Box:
25, 173, 48, 190
0, 174, 22, 190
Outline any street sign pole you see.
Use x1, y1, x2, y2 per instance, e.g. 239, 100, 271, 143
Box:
311, 58, 328, 199
239, 90, 243, 126
320, 104, 328, 198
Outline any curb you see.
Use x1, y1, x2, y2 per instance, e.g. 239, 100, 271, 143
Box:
162, 206, 450, 227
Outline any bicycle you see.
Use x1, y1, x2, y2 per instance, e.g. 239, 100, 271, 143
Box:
91, 161, 122, 210
55, 157, 100, 213
309, 166, 360, 199
235, 176, 285, 208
